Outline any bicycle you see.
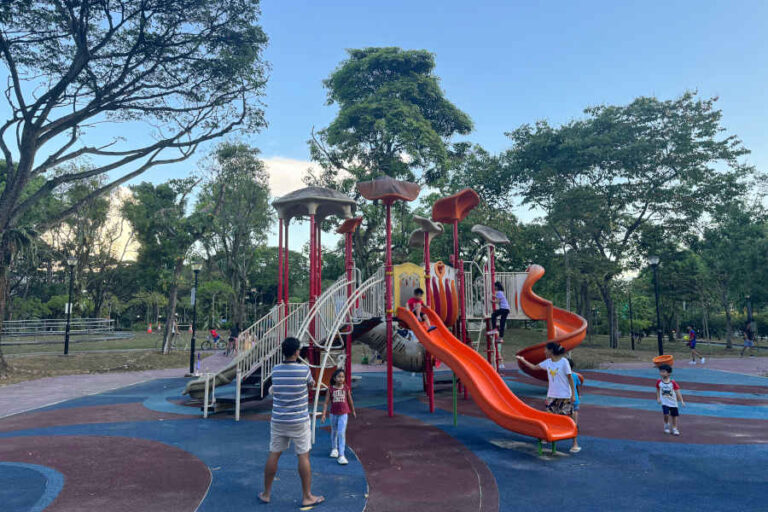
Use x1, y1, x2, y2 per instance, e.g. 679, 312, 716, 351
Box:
201, 333, 226, 351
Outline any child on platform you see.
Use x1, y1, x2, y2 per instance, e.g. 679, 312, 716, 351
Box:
407, 288, 437, 332
656, 364, 685, 435
516, 342, 579, 452
321, 369, 356, 465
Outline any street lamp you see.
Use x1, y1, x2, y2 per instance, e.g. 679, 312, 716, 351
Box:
648, 255, 663, 356
189, 262, 202, 375
64, 257, 77, 355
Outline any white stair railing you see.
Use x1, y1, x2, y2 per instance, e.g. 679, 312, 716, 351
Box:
309, 270, 386, 442
295, 275, 354, 350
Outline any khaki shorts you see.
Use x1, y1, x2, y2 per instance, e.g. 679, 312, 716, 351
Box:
270, 419, 312, 454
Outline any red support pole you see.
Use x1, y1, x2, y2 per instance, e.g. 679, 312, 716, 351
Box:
278, 218, 284, 306
345, 231, 354, 387
454, 221, 468, 399
424, 231, 434, 413
309, 214, 316, 364
317, 222, 322, 294
385, 201, 394, 417
284, 222, 290, 305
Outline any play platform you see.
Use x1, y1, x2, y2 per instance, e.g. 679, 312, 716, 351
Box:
1, 362, 766, 512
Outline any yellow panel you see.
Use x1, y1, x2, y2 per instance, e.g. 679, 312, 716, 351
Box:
393, 262, 426, 312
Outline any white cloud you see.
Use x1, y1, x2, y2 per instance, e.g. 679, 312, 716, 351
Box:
262, 156, 320, 197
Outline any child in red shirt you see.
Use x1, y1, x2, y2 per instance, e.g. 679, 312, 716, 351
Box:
322, 369, 356, 465
406, 288, 436, 332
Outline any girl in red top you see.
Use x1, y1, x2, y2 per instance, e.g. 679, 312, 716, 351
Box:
321, 369, 356, 465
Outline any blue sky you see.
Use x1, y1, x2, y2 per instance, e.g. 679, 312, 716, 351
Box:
4, 1, 768, 250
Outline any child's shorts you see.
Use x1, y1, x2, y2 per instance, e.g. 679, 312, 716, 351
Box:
662, 405, 679, 417
688, 341, 697, 349
546, 398, 573, 416
744, 339, 754, 347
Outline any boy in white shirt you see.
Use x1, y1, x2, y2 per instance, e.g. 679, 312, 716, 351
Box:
656, 364, 686, 435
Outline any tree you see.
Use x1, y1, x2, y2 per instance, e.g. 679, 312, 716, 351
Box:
503, 92, 753, 348
0, 0, 268, 374
308, 47, 473, 276
198, 142, 272, 328
693, 205, 768, 347
123, 179, 212, 353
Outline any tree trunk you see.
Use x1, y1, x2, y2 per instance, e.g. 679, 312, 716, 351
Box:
720, 288, 733, 349
0, 258, 10, 377
161, 260, 185, 354
597, 281, 618, 349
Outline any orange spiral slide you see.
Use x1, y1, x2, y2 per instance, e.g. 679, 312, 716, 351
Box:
397, 305, 577, 442
515, 265, 588, 380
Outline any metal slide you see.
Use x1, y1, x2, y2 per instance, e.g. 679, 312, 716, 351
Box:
398, 305, 577, 443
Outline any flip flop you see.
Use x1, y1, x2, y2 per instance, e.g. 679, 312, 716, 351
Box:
300, 496, 325, 508
258, 493, 270, 504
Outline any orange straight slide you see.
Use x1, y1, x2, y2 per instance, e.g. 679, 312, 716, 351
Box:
516, 265, 588, 381
397, 306, 577, 442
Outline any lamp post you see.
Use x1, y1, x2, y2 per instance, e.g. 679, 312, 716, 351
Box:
64, 257, 77, 355
649, 255, 663, 356
189, 262, 202, 375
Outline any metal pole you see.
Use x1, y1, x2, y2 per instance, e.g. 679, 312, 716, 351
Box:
64, 263, 75, 355
653, 264, 664, 356
385, 201, 394, 417
278, 217, 284, 306
283, 221, 290, 305
189, 269, 199, 374
309, 213, 316, 364
452, 372, 458, 426
345, 231, 353, 387
629, 292, 635, 350
424, 231, 435, 413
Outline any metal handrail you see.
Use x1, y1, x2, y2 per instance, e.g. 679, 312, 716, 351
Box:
310, 271, 386, 442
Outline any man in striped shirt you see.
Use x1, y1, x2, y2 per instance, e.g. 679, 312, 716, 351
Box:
259, 337, 324, 507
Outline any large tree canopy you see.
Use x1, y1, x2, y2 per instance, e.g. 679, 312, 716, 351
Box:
309, 47, 473, 274
496, 92, 754, 347
0, 0, 268, 237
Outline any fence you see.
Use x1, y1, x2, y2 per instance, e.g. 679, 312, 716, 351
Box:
1, 318, 115, 337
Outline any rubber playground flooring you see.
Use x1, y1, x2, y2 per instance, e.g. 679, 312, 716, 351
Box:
0, 364, 766, 512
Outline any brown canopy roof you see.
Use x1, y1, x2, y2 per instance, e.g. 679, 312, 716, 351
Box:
431, 188, 480, 223
471, 224, 510, 245
356, 176, 420, 203
336, 217, 363, 234
408, 215, 444, 248
272, 186, 356, 221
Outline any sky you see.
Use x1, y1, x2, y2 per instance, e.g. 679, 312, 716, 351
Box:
4, 0, 768, 253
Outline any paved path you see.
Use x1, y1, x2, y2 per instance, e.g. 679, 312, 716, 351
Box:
603, 356, 768, 377
0, 352, 232, 419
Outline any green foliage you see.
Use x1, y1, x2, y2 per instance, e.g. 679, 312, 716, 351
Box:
308, 47, 473, 276
10, 297, 50, 319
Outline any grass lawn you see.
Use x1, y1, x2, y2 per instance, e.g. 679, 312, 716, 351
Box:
0, 332, 208, 386
1, 331, 194, 355
350, 325, 766, 370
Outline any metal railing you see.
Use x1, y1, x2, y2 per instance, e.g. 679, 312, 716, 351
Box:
1, 318, 115, 337
295, 275, 355, 350
310, 270, 386, 442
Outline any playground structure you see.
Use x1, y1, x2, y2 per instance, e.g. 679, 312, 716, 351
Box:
184, 177, 588, 447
